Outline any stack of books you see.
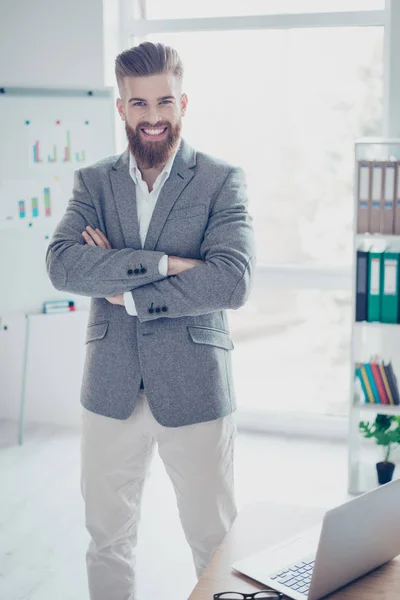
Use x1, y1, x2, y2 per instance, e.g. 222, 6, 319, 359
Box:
42, 299, 76, 314
355, 360, 400, 405
356, 160, 400, 235
356, 248, 400, 324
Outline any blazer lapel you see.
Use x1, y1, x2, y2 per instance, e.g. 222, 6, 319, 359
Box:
109, 139, 196, 251
143, 139, 196, 251
110, 147, 142, 249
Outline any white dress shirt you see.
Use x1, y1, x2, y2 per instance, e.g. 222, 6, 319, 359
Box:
123, 144, 179, 316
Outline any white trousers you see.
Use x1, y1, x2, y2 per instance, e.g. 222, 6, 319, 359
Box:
80, 391, 237, 600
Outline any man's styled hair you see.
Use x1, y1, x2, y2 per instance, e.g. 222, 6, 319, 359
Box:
115, 42, 184, 99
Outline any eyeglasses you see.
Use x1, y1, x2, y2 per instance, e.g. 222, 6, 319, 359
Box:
214, 592, 283, 599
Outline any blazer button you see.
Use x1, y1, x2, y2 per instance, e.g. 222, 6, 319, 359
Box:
127, 269, 134, 275
155, 307, 161, 313
161, 306, 168, 312
148, 308, 154, 314
140, 267, 147, 274
134, 268, 140, 275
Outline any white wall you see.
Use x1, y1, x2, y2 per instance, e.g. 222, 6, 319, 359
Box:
0, 0, 105, 88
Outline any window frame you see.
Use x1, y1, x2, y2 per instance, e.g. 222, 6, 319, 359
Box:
129, 9, 385, 36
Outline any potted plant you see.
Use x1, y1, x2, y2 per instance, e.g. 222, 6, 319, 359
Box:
359, 414, 400, 485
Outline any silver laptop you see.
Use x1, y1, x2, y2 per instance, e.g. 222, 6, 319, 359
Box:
232, 478, 400, 600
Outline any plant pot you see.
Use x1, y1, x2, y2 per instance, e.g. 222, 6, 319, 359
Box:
376, 461, 395, 485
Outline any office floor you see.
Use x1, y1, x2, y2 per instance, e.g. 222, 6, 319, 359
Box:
0, 419, 350, 600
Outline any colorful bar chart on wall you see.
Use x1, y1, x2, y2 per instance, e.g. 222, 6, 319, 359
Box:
32, 141, 42, 163
32, 197, 39, 217
44, 187, 51, 216
47, 145, 57, 163
76, 150, 86, 162
19, 190, 49, 219
63, 130, 71, 162
19, 200, 26, 219
0, 181, 57, 228
31, 127, 87, 165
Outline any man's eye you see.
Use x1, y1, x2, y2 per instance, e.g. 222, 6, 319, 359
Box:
160, 100, 172, 104
133, 102, 145, 107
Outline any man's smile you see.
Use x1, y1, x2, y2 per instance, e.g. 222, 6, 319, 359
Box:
140, 126, 168, 140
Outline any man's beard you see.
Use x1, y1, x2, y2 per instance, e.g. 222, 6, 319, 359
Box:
125, 119, 181, 169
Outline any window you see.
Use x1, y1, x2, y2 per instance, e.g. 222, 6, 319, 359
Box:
135, 11, 385, 418
146, 0, 384, 20
149, 27, 383, 269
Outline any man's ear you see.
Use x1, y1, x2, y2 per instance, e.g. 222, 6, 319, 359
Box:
116, 98, 126, 121
181, 93, 188, 116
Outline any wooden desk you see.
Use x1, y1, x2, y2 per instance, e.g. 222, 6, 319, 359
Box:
189, 501, 400, 599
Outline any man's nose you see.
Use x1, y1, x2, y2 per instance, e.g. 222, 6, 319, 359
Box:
147, 105, 161, 125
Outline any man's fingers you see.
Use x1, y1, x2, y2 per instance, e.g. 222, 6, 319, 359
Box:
82, 231, 96, 246
86, 227, 105, 247
84, 226, 106, 248
95, 228, 112, 249
84, 226, 112, 249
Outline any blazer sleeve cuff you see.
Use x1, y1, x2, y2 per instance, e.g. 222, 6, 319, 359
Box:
124, 255, 168, 316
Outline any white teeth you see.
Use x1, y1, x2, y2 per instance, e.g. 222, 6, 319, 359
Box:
143, 128, 165, 135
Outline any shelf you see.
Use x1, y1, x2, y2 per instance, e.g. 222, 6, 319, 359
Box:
356, 233, 400, 240
355, 138, 400, 145
349, 139, 400, 495
354, 321, 400, 330
349, 459, 400, 496
355, 234, 400, 250
352, 402, 400, 415
356, 233, 400, 242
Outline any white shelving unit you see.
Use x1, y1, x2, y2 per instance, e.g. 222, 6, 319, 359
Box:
348, 138, 400, 495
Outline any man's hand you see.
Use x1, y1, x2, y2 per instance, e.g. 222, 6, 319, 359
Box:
168, 256, 205, 276
82, 226, 112, 249
105, 293, 125, 306
82, 226, 124, 305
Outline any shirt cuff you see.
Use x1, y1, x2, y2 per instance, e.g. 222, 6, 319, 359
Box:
123, 291, 137, 316
158, 254, 168, 276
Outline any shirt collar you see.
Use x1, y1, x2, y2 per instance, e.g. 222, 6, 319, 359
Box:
129, 140, 180, 186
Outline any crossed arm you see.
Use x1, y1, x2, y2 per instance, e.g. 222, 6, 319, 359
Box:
46, 169, 205, 299
81, 225, 204, 307
46, 166, 255, 321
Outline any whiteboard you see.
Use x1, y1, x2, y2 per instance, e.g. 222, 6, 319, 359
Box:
0, 86, 116, 314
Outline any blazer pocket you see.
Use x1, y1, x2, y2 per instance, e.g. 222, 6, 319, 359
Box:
187, 326, 234, 350
85, 321, 109, 344
166, 204, 207, 221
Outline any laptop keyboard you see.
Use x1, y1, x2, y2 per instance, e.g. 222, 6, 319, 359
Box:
270, 555, 316, 595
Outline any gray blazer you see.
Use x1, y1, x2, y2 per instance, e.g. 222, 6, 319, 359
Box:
46, 139, 255, 427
